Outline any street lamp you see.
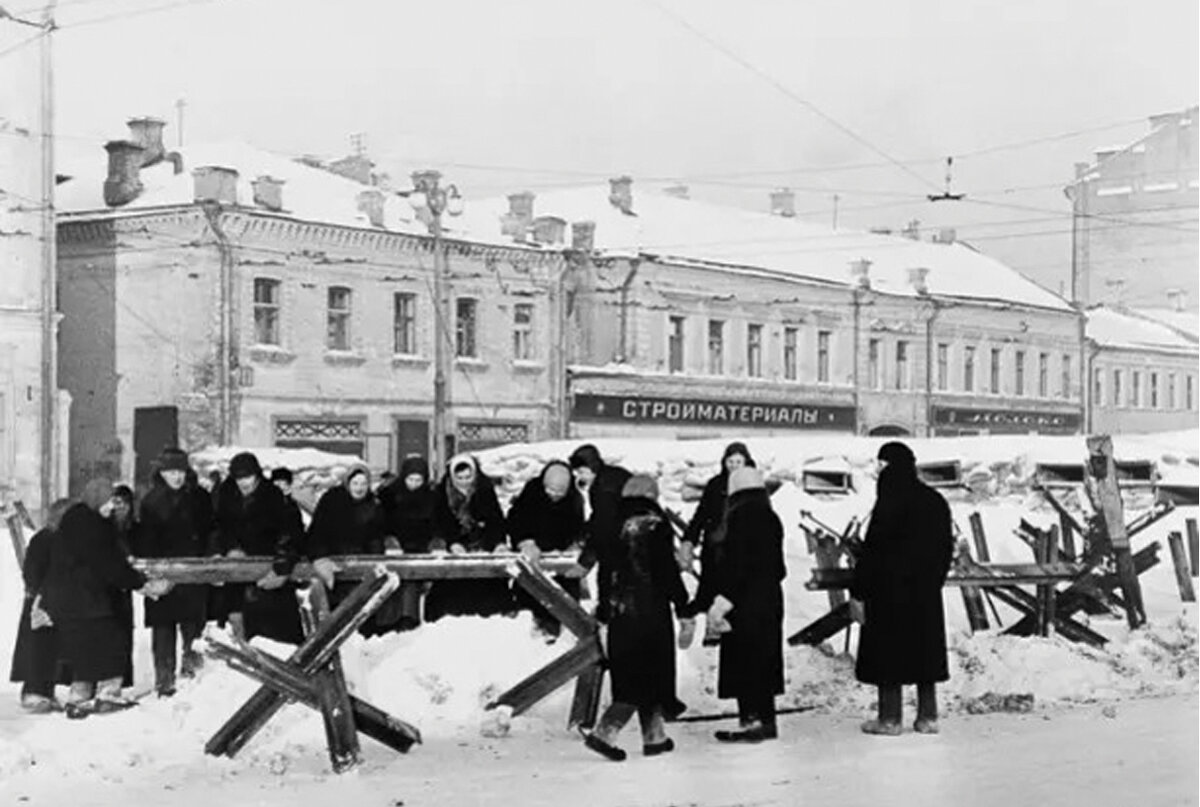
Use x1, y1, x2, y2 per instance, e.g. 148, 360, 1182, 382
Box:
409, 170, 463, 474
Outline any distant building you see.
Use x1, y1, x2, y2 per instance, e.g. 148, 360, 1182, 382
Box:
463, 179, 1085, 440
1066, 106, 1199, 311
1085, 305, 1198, 434
55, 118, 567, 493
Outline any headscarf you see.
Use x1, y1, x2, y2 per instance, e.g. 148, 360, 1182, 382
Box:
721, 441, 755, 470
446, 454, 479, 535
568, 444, 604, 474
81, 478, 115, 512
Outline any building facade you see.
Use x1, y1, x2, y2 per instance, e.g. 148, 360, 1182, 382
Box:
56, 120, 566, 492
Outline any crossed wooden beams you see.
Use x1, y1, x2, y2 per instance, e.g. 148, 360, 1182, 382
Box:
135, 553, 599, 773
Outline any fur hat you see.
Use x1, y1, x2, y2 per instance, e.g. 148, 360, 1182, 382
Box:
727, 467, 766, 496
158, 447, 190, 472
399, 454, 430, 482
269, 467, 294, 484
228, 451, 262, 480
621, 474, 659, 500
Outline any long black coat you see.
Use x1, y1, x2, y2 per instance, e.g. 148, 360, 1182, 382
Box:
9, 528, 67, 686
41, 503, 146, 622
682, 472, 732, 617
850, 466, 954, 685
715, 489, 786, 700
379, 482, 437, 553
136, 478, 217, 627
601, 496, 689, 714
578, 463, 633, 609
506, 467, 586, 553
214, 475, 305, 643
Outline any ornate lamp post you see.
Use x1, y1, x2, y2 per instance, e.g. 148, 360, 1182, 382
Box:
409, 170, 463, 473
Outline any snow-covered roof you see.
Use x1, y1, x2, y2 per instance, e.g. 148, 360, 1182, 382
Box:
1086, 305, 1199, 354
1131, 307, 1200, 340
455, 185, 1074, 312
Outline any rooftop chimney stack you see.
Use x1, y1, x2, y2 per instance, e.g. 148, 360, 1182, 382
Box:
933, 227, 956, 245
663, 183, 690, 200
608, 175, 634, 214
571, 220, 596, 253
356, 188, 385, 227
252, 175, 285, 212
501, 190, 536, 239
849, 258, 872, 290
192, 165, 239, 205
103, 140, 146, 207
901, 219, 921, 240
907, 266, 930, 295
126, 117, 166, 167
329, 154, 374, 185
769, 188, 796, 217
1166, 288, 1187, 312
531, 215, 567, 245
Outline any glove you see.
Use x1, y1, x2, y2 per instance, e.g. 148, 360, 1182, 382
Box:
256, 570, 288, 590
676, 617, 696, 650
383, 537, 404, 557
518, 540, 542, 564
142, 578, 174, 599
707, 595, 734, 635
312, 557, 339, 589
226, 548, 247, 559
449, 543, 468, 556
675, 541, 696, 573
493, 543, 514, 555
30, 595, 53, 630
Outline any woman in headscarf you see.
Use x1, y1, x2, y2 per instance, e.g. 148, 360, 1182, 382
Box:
680, 442, 755, 636
40, 479, 164, 718
424, 454, 511, 621
582, 475, 692, 762
108, 484, 138, 690
850, 441, 954, 736
9, 497, 73, 713
377, 454, 438, 631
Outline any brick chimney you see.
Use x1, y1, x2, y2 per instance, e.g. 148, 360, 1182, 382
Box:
901, 219, 921, 240
501, 190, 535, 239
933, 227, 956, 245
849, 258, 871, 290
252, 175, 285, 212
126, 117, 166, 167
356, 188, 385, 227
907, 266, 930, 294
571, 220, 596, 253
531, 215, 566, 245
1166, 288, 1188, 312
608, 176, 633, 214
663, 184, 689, 200
103, 140, 146, 207
192, 165, 239, 204
329, 154, 374, 185
769, 188, 795, 217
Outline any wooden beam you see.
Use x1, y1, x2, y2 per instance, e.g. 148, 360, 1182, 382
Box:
788, 601, 853, 647
968, 512, 991, 563
488, 635, 604, 717
5, 513, 25, 570
507, 557, 597, 638
956, 540, 989, 633
135, 553, 585, 584
1085, 435, 1145, 628
299, 583, 361, 773
806, 562, 1087, 590
567, 663, 604, 731
1167, 532, 1196, 603
1186, 518, 1198, 578
987, 586, 1107, 647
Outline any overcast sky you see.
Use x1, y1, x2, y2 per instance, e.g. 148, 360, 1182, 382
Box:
10, 0, 1199, 298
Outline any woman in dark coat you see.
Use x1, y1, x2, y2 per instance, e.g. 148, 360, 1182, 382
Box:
213, 452, 305, 644
109, 485, 138, 689
582, 475, 692, 762
376, 455, 437, 631
135, 448, 216, 696
307, 464, 398, 636
681, 442, 754, 635
706, 466, 786, 743
40, 479, 157, 718
506, 460, 587, 639
850, 441, 954, 736
568, 444, 632, 612
424, 454, 512, 621
9, 498, 73, 712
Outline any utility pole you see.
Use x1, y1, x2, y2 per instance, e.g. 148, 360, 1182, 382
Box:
175, 98, 186, 147
40, 1, 59, 517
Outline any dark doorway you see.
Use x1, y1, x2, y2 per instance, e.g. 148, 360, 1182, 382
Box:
867, 424, 911, 437
133, 406, 179, 486
395, 419, 430, 467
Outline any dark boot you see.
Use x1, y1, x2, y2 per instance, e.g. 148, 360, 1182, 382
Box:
914, 682, 939, 734
151, 625, 177, 696
862, 684, 902, 736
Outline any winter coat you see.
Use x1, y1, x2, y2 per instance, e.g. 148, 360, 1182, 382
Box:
681, 472, 734, 617
307, 486, 387, 558
9, 527, 68, 685
715, 488, 786, 700
601, 496, 689, 714
379, 456, 438, 553
135, 478, 217, 627
41, 503, 146, 622
850, 465, 954, 685
506, 467, 586, 553
214, 475, 305, 644
578, 463, 633, 609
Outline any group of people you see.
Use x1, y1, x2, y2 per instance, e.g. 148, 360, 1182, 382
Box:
9, 437, 953, 754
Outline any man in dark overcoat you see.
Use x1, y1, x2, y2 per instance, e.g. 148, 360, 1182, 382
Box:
135, 447, 217, 696
850, 441, 954, 735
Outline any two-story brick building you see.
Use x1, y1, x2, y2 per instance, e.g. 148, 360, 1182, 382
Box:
462, 179, 1085, 439
55, 118, 568, 492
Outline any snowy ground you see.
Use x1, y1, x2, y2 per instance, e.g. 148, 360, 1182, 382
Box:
2, 430, 1198, 805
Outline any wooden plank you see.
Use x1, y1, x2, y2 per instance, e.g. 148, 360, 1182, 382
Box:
1085, 435, 1145, 629
5, 513, 25, 570
806, 562, 1087, 590
202, 637, 420, 752
1039, 526, 1060, 637
299, 583, 361, 773
1034, 484, 1086, 549
13, 500, 37, 531
507, 557, 597, 638
957, 539, 989, 632
968, 512, 991, 563
788, 601, 852, 646
567, 663, 604, 730
1187, 518, 1198, 578
488, 635, 604, 717
135, 553, 585, 584
987, 586, 1107, 647
1167, 532, 1196, 603
205, 569, 398, 758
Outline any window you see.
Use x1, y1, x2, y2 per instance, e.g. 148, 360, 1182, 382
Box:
1131, 371, 1141, 407
455, 298, 478, 358
1168, 373, 1177, 409
326, 286, 351, 351
1093, 367, 1104, 407
1015, 351, 1026, 396
253, 278, 281, 346
746, 324, 763, 377
707, 320, 725, 375
936, 343, 949, 391
1113, 370, 1123, 407
1038, 353, 1049, 397
1061, 354, 1072, 399
1149, 372, 1159, 409
393, 292, 417, 355
895, 341, 910, 390
783, 327, 798, 381
990, 348, 1001, 394
817, 330, 831, 383
512, 303, 534, 360
964, 346, 976, 393
868, 339, 881, 389
1188, 375, 1196, 410
668, 316, 685, 374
